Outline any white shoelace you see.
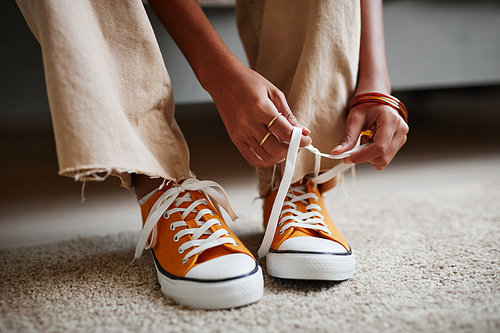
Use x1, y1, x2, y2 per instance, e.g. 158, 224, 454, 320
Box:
134, 130, 368, 263
133, 179, 239, 264
257, 127, 369, 259
276, 185, 331, 236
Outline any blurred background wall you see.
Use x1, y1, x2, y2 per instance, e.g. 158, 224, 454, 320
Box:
1, 0, 499, 116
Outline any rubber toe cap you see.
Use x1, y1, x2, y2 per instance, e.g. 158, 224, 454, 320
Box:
185, 253, 257, 280
278, 236, 348, 253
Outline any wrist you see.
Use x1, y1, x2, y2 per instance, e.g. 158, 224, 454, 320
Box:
355, 76, 391, 96
347, 92, 408, 123
198, 56, 247, 98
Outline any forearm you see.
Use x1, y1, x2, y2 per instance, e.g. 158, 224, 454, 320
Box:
148, 0, 311, 167
356, 0, 391, 95
148, 0, 243, 93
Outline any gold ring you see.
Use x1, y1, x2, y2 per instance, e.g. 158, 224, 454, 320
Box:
259, 131, 272, 146
267, 114, 280, 129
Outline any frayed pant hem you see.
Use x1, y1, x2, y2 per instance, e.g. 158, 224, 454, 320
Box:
58, 166, 194, 201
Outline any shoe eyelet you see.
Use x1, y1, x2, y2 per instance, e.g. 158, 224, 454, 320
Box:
173, 235, 179, 242
178, 247, 184, 254
234, 242, 239, 247
225, 231, 231, 236
163, 212, 170, 219
203, 199, 208, 205
278, 221, 283, 227
181, 258, 188, 264
170, 224, 175, 231
279, 230, 284, 235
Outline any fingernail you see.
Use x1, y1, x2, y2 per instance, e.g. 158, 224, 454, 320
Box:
343, 158, 353, 164
331, 145, 342, 153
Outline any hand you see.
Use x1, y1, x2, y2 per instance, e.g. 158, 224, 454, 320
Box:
331, 102, 409, 170
148, 0, 311, 167
208, 65, 311, 168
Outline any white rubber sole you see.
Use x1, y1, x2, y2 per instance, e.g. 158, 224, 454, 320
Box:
155, 263, 264, 310
266, 252, 355, 281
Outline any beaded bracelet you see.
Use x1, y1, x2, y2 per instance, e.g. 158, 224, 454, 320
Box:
346, 92, 408, 123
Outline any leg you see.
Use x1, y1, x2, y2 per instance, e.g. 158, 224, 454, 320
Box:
16, 0, 193, 189
16, 0, 263, 308
132, 174, 164, 199
237, 0, 361, 195
237, 0, 361, 280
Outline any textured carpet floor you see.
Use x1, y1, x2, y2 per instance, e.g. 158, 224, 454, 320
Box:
1, 180, 499, 333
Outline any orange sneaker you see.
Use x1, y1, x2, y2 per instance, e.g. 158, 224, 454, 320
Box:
261, 180, 355, 280
133, 178, 263, 309
257, 127, 363, 281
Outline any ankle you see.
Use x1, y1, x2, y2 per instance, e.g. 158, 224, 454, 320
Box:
131, 174, 165, 199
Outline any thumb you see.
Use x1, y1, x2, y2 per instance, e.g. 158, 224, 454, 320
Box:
331, 115, 364, 154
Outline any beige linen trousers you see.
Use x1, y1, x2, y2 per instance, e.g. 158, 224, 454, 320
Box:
16, 0, 361, 196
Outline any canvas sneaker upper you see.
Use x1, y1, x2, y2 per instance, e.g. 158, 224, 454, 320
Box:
263, 180, 350, 255
259, 127, 360, 280
133, 178, 263, 309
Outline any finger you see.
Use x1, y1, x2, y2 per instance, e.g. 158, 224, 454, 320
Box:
236, 141, 268, 168
346, 115, 408, 167
257, 132, 288, 162
253, 137, 285, 166
368, 137, 400, 170
343, 117, 397, 164
367, 132, 405, 170
267, 89, 311, 139
269, 115, 312, 147
267, 89, 298, 127
360, 135, 372, 145
331, 112, 365, 154
238, 130, 287, 167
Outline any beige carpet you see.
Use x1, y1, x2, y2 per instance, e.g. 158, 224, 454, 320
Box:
1, 180, 499, 333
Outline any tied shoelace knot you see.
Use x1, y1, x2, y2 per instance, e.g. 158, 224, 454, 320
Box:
133, 179, 239, 265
